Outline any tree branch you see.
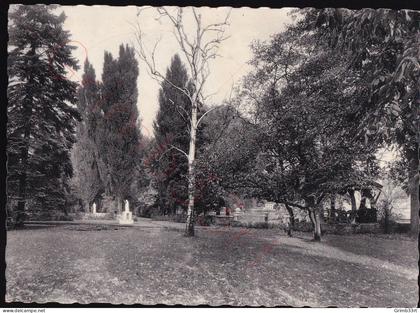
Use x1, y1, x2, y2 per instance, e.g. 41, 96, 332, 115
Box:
197, 105, 222, 127
157, 145, 189, 161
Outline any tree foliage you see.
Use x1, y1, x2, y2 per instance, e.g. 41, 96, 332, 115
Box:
149, 54, 214, 215
7, 5, 80, 225
70, 60, 104, 211
214, 19, 386, 240
151, 54, 191, 215
303, 7, 419, 234
97, 44, 142, 209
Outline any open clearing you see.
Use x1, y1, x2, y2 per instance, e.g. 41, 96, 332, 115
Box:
6, 219, 418, 307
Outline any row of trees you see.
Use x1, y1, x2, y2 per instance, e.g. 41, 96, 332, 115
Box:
6, 5, 222, 230
71, 44, 143, 213
7, 5, 144, 226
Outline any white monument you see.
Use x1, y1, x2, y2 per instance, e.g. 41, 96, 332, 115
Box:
92, 202, 97, 214
234, 207, 242, 221
118, 200, 134, 225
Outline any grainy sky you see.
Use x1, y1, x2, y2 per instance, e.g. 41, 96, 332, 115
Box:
60, 5, 294, 136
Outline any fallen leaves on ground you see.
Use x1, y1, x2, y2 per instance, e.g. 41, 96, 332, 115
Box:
5, 223, 418, 306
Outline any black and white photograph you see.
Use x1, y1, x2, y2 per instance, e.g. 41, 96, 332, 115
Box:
3, 2, 420, 308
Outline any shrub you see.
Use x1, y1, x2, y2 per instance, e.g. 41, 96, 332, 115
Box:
293, 220, 313, 232
152, 214, 186, 224
231, 220, 241, 227
376, 179, 408, 233
356, 208, 377, 223
378, 209, 408, 234
57, 215, 74, 221
137, 204, 155, 218
196, 215, 215, 226
252, 222, 269, 229
377, 196, 404, 234
230, 220, 280, 229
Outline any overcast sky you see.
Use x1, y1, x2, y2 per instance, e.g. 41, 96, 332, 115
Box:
60, 5, 294, 136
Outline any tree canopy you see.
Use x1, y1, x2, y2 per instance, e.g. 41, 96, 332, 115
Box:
7, 4, 80, 225
96, 44, 143, 210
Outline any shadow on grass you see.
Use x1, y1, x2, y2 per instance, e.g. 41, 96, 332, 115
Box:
8, 224, 58, 231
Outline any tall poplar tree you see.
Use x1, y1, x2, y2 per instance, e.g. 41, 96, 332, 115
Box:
7, 5, 80, 226
98, 44, 142, 212
152, 54, 190, 215
71, 60, 104, 211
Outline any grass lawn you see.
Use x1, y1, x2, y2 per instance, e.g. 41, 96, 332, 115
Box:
6, 222, 418, 306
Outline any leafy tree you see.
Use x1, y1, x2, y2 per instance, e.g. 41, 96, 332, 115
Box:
97, 44, 142, 212
7, 5, 80, 226
204, 105, 286, 182
305, 8, 419, 234
222, 29, 382, 240
196, 104, 252, 210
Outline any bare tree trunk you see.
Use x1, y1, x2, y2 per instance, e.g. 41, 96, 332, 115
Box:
384, 206, 390, 234
409, 149, 419, 236
313, 209, 322, 241
306, 196, 322, 241
15, 46, 36, 228
185, 102, 198, 237
309, 209, 315, 229
349, 189, 357, 211
158, 184, 166, 215
348, 189, 357, 223
329, 193, 336, 223
412, 37, 420, 237
308, 209, 321, 241
134, 7, 230, 237
306, 195, 322, 241
284, 203, 294, 237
